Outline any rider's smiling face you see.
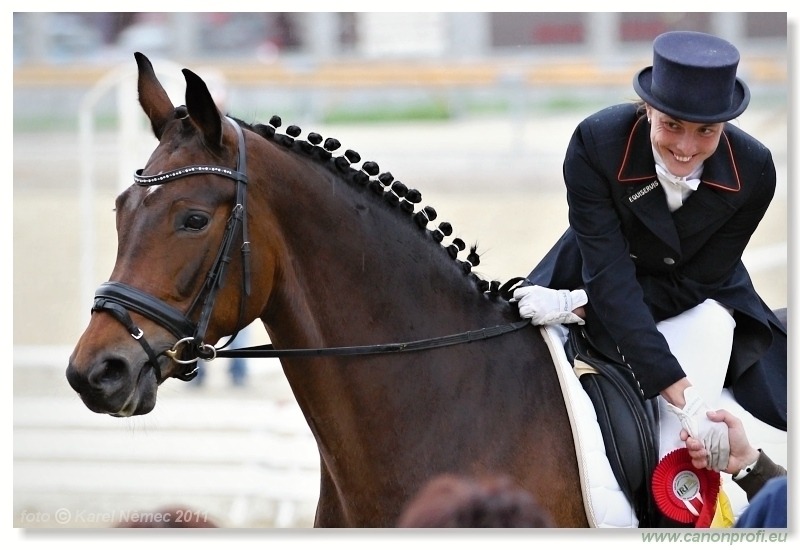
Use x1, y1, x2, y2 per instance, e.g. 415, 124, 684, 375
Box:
646, 106, 724, 178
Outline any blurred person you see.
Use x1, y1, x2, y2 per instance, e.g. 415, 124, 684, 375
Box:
224, 320, 265, 387
513, 31, 786, 478
396, 473, 553, 528
190, 355, 247, 389
735, 477, 787, 529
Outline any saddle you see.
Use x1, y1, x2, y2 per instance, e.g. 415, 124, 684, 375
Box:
564, 325, 663, 527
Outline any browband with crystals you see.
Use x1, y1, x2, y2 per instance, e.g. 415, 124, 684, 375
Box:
134, 165, 247, 186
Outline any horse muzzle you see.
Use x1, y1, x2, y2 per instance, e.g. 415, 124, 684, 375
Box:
66, 343, 162, 416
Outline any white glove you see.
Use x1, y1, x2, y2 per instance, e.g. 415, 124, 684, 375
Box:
666, 386, 730, 471
512, 285, 587, 325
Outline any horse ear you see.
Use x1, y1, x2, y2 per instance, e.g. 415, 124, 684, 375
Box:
134, 52, 174, 140
183, 68, 224, 151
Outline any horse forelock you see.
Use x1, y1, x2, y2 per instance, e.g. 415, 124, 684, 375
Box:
238, 116, 507, 299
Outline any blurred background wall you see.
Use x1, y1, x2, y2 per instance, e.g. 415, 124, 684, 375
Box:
13, 12, 787, 64
13, 12, 787, 128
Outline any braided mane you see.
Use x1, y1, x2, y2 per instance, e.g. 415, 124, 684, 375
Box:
237, 115, 509, 299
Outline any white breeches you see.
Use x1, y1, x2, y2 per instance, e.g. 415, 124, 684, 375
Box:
656, 299, 735, 460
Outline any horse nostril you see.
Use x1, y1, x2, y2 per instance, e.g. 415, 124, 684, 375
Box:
87, 357, 130, 390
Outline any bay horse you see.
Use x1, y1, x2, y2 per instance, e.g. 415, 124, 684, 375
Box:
66, 53, 588, 527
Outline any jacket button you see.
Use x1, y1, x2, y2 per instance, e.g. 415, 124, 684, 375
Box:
663, 257, 675, 265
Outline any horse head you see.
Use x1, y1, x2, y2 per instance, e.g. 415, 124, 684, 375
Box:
66, 53, 275, 415
66, 53, 506, 418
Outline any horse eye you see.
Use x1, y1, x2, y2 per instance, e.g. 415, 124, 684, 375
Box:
183, 213, 209, 231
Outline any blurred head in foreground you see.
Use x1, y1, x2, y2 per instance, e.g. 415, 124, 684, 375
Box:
397, 473, 553, 528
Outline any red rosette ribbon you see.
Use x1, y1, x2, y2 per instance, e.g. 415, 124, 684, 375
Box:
652, 447, 721, 527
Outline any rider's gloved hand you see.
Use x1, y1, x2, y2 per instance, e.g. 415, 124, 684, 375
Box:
666, 386, 730, 471
512, 285, 587, 325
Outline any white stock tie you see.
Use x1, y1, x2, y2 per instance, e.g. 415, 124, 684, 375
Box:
655, 164, 702, 212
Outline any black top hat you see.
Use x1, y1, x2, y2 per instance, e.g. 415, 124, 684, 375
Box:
633, 31, 750, 123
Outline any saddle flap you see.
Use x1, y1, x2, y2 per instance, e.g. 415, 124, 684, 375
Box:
567, 326, 662, 527
539, 326, 637, 528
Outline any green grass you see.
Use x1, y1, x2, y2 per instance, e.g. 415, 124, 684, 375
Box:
322, 101, 453, 124
14, 114, 120, 134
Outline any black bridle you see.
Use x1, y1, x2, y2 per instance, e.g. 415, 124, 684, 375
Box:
92, 115, 531, 382
92, 116, 251, 381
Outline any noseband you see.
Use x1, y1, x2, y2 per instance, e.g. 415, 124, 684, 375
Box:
91, 116, 250, 381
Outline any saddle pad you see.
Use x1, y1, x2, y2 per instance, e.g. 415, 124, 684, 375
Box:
540, 326, 638, 528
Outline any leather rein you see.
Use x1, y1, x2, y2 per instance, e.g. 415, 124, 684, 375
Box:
91, 115, 530, 382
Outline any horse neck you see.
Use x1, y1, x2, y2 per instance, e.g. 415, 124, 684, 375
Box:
243, 137, 576, 527
251, 138, 519, 433
255, 144, 509, 352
